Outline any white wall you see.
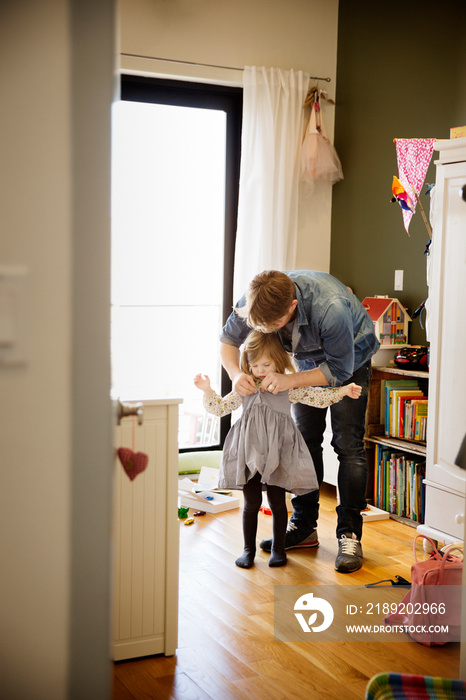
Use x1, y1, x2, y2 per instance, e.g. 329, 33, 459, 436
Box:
0, 3, 71, 696
0, 1, 115, 698
119, 0, 340, 272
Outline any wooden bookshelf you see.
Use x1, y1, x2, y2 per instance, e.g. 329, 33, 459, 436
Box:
365, 435, 426, 456
365, 365, 429, 527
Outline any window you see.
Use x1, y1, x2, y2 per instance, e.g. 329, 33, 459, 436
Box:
112, 77, 242, 449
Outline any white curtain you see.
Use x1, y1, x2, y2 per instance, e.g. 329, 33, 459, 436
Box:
233, 66, 310, 301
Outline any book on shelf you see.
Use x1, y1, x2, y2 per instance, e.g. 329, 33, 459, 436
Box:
394, 391, 424, 436
374, 444, 425, 522
382, 379, 428, 441
381, 379, 419, 432
413, 400, 428, 441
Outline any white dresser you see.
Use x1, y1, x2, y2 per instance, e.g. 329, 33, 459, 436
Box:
417, 138, 466, 544
113, 399, 181, 660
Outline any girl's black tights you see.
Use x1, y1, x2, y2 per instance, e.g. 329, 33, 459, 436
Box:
235, 471, 288, 568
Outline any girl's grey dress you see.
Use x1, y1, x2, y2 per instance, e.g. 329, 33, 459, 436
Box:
203, 384, 344, 496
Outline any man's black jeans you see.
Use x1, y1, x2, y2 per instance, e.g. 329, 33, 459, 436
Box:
290, 361, 372, 540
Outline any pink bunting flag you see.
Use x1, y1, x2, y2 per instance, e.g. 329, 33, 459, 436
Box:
395, 138, 435, 233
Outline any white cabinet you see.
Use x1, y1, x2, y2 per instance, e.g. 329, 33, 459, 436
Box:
113, 399, 181, 660
417, 138, 466, 544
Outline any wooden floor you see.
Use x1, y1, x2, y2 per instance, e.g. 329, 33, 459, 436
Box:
113, 484, 460, 699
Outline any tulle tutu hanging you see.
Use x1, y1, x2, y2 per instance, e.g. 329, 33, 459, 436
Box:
300, 100, 343, 188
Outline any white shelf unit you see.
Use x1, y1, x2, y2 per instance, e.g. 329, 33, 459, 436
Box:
364, 365, 428, 527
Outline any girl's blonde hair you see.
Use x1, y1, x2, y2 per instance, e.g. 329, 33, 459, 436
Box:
235, 270, 296, 329
240, 330, 295, 376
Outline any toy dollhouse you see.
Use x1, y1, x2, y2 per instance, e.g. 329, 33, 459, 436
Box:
362, 296, 411, 346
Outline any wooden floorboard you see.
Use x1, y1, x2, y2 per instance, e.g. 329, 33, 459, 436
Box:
113, 483, 460, 699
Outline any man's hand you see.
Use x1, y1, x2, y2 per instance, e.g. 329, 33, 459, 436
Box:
261, 372, 294, 394
220, 343, 256, 397
232, 372, 257, 397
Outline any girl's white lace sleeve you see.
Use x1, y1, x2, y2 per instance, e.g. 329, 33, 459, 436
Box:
288, 386, 342, 408
203, 390, 242, 417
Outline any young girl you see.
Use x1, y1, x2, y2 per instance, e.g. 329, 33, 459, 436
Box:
194, 331, 362, 569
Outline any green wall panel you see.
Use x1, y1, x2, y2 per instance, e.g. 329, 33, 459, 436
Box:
332, 0, 466, 345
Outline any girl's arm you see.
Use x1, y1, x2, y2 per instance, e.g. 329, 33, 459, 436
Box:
194, 373, 242, 417
288, 382, 362, 408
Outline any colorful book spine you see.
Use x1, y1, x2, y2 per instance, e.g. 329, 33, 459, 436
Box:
413, 401, 428, 441
373, 447, 425, 522
383, 380, 419, 435
394, 391, 424, 438
383, 380, 428, 440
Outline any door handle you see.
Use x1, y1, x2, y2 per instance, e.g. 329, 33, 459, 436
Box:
116, 399, 144, 426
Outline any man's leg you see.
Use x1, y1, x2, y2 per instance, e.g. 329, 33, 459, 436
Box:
266, 484, 288, 567
289, 401, 327, 530
259, 402, 326, 552
331, 360, 371, 572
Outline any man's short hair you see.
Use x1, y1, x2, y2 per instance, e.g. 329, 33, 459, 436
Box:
236, 270, 296, 329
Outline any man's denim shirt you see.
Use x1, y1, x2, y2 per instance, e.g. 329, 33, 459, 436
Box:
220, 271, 380, 386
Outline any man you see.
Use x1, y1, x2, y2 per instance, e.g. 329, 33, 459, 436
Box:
220, 270, 379, 573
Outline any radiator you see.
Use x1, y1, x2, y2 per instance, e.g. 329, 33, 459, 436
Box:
113, 399, 181, 660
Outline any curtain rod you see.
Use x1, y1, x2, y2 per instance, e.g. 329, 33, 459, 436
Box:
120, 53, 331, 82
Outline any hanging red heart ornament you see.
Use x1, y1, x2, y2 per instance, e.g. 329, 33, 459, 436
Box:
117, 447, 149, 481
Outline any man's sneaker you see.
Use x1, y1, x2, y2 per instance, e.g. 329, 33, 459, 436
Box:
259, 522, 319, 552
334, 533, 363, 573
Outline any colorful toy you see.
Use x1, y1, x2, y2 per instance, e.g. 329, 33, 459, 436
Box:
392, 176, 414, 212
362, 296, 411, 346
394, 346, 429, 371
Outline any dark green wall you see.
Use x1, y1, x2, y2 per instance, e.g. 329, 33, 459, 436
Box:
331, 0, 466, 345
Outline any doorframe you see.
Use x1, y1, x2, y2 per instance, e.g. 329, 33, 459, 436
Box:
69, 1, 117, 696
